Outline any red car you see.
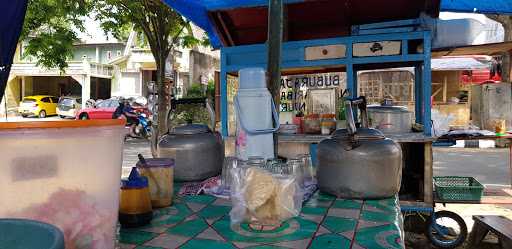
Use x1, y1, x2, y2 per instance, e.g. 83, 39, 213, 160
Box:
76, 99, 150, 120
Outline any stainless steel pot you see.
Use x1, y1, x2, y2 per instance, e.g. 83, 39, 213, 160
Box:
367, 105, 412, 133
157, 98, 224, 182
317, 97, 402, 199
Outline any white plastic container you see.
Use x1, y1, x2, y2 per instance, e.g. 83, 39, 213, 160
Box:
0, 120, 126, 249
235, 68, 279, 160
239, 67, 267, 89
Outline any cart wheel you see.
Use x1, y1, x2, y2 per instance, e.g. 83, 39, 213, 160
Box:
426, 210, 467, 248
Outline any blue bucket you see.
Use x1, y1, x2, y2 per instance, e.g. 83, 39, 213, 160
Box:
0, 219, 64, 249
309, 143, 318, 168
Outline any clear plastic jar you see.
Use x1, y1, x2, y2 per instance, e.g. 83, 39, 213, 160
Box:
320, 114, 337, 135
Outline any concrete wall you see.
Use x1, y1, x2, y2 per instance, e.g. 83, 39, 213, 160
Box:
471, 83, 512, 130
1, 77, 22, 115
24, 77, 34, 96
17, 76, 81, 97
117, 72, 141, 96
187, 50, 220, 92
71, 44, 124, 63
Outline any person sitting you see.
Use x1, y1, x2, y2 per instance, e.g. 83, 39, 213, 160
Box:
113, 98, 139, 136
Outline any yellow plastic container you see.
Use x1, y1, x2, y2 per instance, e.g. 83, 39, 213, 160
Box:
0, 120, 125, 249
495, 119, 507, 135
119, 167, 153, 228
137, 158, 175, 208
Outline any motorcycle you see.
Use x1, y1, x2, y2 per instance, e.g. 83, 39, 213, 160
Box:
132, 113, 153, 139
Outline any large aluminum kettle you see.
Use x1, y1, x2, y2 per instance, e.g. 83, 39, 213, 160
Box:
317, 96, 402, 199
156, 97, 224, 182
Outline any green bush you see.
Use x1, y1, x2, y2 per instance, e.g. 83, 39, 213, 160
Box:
186, 83, 205, 98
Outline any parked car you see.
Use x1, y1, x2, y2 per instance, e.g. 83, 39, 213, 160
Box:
76, 98, 150, 120
18, 95, 58, 118
57, 96, 82, 119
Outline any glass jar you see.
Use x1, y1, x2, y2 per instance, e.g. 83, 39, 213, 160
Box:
221, 157, 238, 189
287, 159, 305, 188
247, 156, 265, 168
297, 154, 315, 181
320, 114, 337, 135
303, 114, 321, 134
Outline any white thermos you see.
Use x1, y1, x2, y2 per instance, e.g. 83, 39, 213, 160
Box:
235, 68, 279, 160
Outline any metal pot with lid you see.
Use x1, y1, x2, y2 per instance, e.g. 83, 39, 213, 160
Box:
317, 96, 402, 199
157, 98, 224, 182
367, 105, 413, 134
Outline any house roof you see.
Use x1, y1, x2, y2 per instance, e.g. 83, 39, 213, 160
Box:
432, 41, 512, 58
431, 57, 490, 71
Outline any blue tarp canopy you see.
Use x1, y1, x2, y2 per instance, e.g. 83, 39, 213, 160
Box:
440, 0, 512, 15
0, 0, 28, 102
163, 0, 440, 48
162, 0, 512, 49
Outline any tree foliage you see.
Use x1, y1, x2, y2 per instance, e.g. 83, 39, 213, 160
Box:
94, 0, 210, 152
95, 0, 202, 63
21, 0, 93, 70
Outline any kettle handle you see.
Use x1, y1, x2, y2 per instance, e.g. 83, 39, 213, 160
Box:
205, 99, 216, 132
344, 96, 369, 136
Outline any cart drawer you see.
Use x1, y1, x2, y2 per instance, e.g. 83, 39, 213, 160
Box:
353, 41, 401, 57
305, 45, 346, 60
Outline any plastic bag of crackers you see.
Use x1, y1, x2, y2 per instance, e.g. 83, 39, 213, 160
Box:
229, 166, 303, 226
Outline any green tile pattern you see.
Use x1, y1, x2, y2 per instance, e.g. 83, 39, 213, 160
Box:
355, 224, 403, 249
118, 192, 404, 248
332, 199, 362, 210
212, 216, 317, 243
167, 218, 208, 237
309, 234, 351, 249
246, 246, 290, 249
301, 206, 328, 216
322, 216, 357, 234
180, 239, 236, 249
198, 205, 231, 219
135, 246, 165, 249
119, 230, 158, 245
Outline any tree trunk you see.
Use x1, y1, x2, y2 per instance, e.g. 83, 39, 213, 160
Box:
150, 52, 168, 157
156, 54, 168, 135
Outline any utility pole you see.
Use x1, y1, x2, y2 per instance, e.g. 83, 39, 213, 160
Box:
267, 0, 283, 158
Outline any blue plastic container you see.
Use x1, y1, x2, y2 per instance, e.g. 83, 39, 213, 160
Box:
0, 218, 64, 249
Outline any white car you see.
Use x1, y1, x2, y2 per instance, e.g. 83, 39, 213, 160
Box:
57, 96, 82, 118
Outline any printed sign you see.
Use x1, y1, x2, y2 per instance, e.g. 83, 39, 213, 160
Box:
280, 73, 344, 112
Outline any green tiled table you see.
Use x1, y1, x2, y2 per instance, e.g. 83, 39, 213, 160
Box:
118, 191, 404, 249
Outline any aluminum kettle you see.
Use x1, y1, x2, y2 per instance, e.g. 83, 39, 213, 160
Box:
317, 96, 403, 199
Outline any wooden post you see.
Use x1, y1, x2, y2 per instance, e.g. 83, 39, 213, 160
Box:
424, 142, 433, 204
267, 0, 283, 158
214, 71, 221, 123
443, 76, 447, 103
